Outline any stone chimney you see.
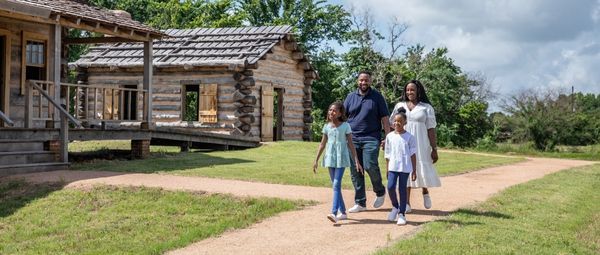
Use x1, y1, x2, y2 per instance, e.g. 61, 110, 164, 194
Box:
109, 10, 132, 20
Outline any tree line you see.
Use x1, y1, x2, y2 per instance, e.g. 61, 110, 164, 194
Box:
80, 0, 598, 150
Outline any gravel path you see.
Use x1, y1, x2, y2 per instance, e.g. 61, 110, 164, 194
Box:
8, 157, 594, 255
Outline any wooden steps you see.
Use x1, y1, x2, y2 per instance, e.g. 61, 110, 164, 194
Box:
0, 138, 67, 176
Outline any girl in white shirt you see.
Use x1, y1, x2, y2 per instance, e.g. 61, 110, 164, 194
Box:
384, 112, 417, 225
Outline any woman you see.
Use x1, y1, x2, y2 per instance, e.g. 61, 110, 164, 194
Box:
390, 80, 440, 212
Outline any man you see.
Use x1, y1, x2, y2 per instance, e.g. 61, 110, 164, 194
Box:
343, 70, 390, 212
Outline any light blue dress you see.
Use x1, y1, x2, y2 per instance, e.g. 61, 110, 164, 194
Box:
322, 122, 353, 168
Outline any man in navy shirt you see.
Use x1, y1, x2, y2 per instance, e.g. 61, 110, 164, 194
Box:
344, 70, 390, 212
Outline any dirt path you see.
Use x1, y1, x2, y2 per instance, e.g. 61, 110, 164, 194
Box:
9, 157, 595, 255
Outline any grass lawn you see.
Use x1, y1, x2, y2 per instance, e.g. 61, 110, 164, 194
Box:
71, 141, 525, 189
376, 163, 600, 255
474, 143, 600, 161
0, 180, 312, 254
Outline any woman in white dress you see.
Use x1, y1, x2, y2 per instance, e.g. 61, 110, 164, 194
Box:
389, 80, 440, 211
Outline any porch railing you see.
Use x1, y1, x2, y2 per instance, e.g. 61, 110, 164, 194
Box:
26, 80, 147, 127
26, 80, 82, 128
62, 83, 146, 123
0, 110, 14, 126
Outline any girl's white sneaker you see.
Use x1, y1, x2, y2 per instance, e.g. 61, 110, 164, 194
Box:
405, 204, 412, 213
327, 214, 337, 223
337, 213, 347, 220
397, 214, 407, 225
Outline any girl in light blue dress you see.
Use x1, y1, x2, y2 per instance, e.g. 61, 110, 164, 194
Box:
313, 101, 363, 224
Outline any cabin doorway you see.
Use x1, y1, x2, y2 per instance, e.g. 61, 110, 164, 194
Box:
273, 88, 284, 141
121, 85, 138, 120
0, 35, 7, 126
261, 85, 284, 142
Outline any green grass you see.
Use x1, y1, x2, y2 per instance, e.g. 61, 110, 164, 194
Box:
71, 141, 525, 189
474, 143, 600, 161
0, 180, 312, 254
376, 163, 600, 255
69, 140, 180, 153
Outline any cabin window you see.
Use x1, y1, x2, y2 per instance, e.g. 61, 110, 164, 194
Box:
21, 32, 48, 95
25, 41, 46, 81
183, 84, 198, 121
182, 84, 217, 123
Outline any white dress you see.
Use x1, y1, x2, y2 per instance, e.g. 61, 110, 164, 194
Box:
390, 102, 441, 188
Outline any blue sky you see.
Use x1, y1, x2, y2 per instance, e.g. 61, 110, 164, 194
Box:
329, 0, 600, 107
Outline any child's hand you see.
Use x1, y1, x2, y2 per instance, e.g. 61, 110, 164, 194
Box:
411, 171, 417, 181
356, 160, 364, 175
312, 161, 318, 174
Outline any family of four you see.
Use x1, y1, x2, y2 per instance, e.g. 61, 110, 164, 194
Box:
313, 71, 440, 225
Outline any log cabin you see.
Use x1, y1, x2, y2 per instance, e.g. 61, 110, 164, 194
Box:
72, 25, 316, 143
0, 0, 164, 175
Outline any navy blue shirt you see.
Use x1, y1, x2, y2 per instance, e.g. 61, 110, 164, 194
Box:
344, 88, 390, 141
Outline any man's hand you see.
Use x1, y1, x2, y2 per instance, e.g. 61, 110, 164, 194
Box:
356, 160, 364, 175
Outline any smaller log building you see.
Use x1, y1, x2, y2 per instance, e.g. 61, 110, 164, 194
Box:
73, 26, 316, 141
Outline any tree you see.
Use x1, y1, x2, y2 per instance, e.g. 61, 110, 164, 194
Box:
456, 101, 491, 147
502, 90, 599, 150
89, 0, 243, 29
237, 0, 352, 54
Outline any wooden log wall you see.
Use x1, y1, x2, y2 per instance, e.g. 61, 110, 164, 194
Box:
0, 16, 55, 128
231, 69, 256, 135
252, 44, 313, 141
84, 69, 240, 134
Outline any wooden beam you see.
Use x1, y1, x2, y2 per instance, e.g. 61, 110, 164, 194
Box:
304, 71, 317, 79
298, 61, 311, 70
0, 28, 11, 119
0, 1, 51, 19
64, 37, 140, 45
0, 9, 54, 25
143, 40, 153, 126
60, 18, 150, 42
292, 51, 304, 60
246, 62, 258, 69
304, 78, 314, 86
54, 24, 69, 162
284, 42, 298, 51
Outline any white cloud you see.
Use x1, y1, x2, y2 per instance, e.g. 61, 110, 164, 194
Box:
340, 0, 600, 102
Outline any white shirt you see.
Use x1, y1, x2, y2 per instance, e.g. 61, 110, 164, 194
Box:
384, 131, 417, 173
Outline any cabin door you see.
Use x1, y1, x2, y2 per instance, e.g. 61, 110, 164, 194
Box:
273, 87, 284, 141
0, 35, 7, 126
261, 84, 274, 141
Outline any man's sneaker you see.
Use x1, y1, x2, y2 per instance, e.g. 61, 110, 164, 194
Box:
348, 204, 366, 213
387, 207, 399, 222
327, 214, 337, 223
337, 213, 348, 220
373, 195, 385, 208
397, 214, 407, 225
405, 204, 412, 213
423, 194, 432, 209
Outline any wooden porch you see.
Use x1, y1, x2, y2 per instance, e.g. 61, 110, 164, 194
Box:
0, 1, 263, 176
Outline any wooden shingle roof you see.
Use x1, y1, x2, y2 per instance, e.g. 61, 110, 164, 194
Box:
74, 25, 315, 74
3, 0, 164, 39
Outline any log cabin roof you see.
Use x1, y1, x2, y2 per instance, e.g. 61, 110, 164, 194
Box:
72, 25, 317, 76
1, 0, 164, 40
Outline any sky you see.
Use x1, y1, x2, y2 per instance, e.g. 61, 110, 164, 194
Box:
335, 0, 600, 108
